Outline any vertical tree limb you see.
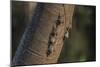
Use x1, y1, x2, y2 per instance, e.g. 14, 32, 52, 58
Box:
12, 3, 74, 66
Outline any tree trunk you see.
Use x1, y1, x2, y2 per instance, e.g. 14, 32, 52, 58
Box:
12, 3, 74, 66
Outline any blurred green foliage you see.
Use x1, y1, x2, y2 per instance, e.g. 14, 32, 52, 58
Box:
58, 5, 96, 63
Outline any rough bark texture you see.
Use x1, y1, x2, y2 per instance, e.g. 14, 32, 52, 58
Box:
12, 3, 74, 66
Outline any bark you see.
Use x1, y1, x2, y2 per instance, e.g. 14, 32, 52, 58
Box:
12, 3, 74, 66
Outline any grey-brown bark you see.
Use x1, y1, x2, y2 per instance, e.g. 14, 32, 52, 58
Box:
12, 3, 74, 66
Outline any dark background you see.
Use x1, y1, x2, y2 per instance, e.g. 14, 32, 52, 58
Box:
58, 5, 96, 63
